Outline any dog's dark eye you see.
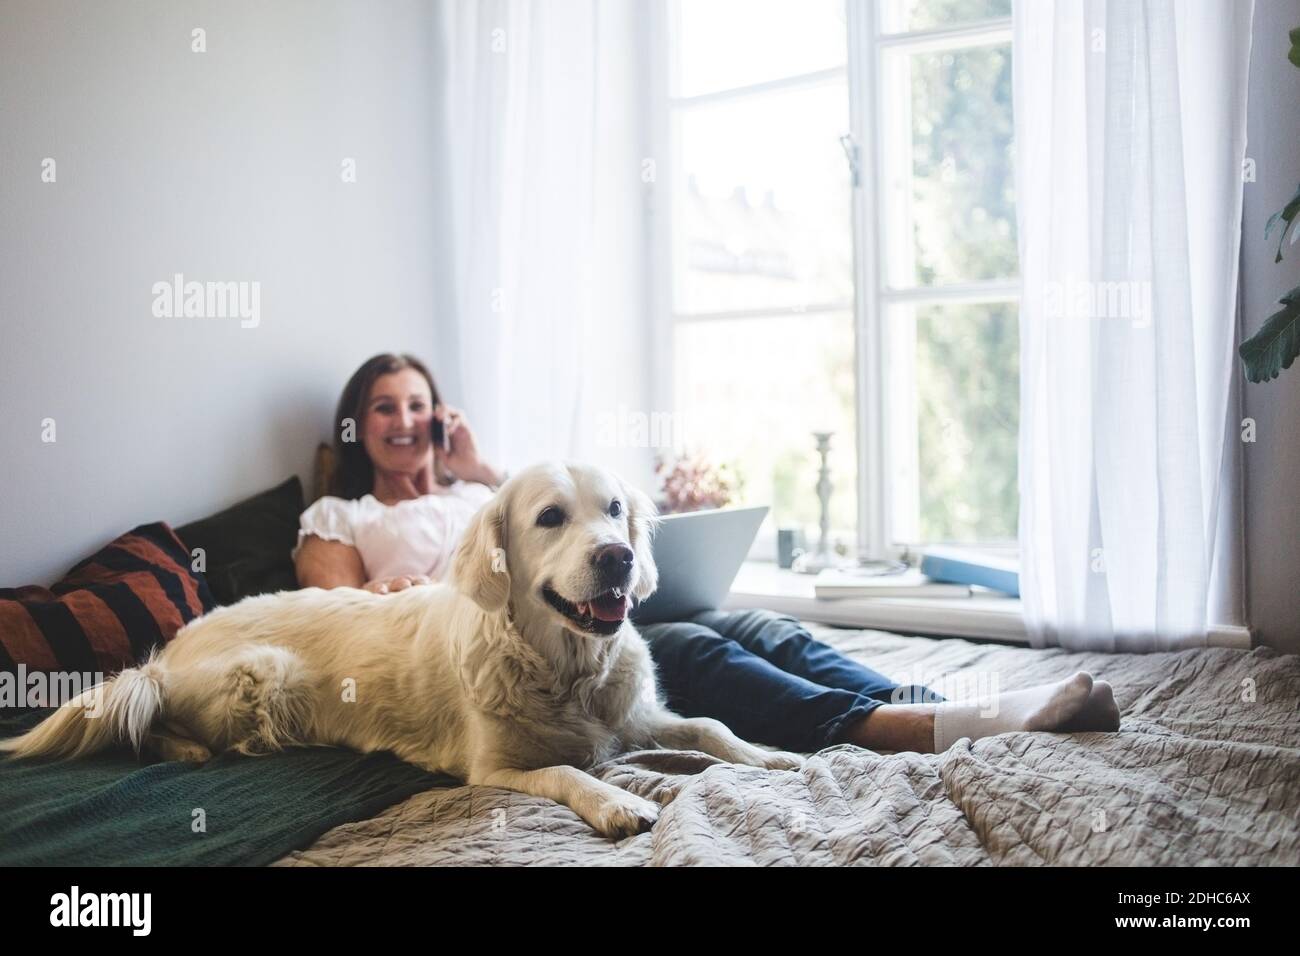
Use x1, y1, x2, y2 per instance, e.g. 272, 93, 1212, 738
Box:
609, 499, 622, 518
537, 507, 565, 528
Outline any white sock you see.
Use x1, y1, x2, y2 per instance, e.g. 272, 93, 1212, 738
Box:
1059, 680, 1121, 733
932, 672, 1094, 753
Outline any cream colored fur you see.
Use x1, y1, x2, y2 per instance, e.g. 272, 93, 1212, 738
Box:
0, 461, 801, 838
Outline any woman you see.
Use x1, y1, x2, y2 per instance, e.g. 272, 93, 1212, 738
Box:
294, 353, 1120, 755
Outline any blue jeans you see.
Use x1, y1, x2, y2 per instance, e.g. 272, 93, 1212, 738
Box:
638, 608, 946, 753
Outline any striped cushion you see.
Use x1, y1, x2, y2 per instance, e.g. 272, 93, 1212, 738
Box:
0, 523, 216, 676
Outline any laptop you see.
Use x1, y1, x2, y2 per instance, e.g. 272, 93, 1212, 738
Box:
630, 505, 769, 624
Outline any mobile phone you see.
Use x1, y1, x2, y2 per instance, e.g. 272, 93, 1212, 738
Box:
432, 416, 448, 452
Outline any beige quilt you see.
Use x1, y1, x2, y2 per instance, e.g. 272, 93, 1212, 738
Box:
272, 626, 1300, 866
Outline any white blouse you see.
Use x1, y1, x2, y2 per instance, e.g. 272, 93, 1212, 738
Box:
293, 482, 497, 584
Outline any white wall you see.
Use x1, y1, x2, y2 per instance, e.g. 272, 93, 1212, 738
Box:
0, 0, 443, 586
1242, 0, 1300, 653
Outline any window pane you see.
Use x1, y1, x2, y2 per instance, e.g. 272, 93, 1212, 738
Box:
675, 82, 853, 314
886, 301, 1018, 544
673, 312, 857, 549
880, 0, 1011, 34
881, 42, 1017, 288
674, 0, 846, 98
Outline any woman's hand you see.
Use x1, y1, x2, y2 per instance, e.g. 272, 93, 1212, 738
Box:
363, 575, 432, 595
434, 404, 503, 487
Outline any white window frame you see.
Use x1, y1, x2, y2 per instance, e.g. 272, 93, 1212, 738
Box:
852, 5, 1018, 561
649, 2, 1020, 562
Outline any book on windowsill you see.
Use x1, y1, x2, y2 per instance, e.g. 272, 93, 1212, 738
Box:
919, 546, 1020, 597
813, 567, 972, 600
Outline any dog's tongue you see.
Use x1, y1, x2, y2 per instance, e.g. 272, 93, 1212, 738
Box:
588, 590, 632, 623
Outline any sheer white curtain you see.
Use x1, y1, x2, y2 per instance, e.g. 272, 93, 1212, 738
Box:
1014, 0, 1254, 650
432, 0, 653, 484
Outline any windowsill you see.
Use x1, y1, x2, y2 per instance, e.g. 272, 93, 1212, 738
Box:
724, 560, 1027, 643
724, 561, 1253, 648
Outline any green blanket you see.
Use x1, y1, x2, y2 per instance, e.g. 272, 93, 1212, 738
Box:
0, 709, 454, 866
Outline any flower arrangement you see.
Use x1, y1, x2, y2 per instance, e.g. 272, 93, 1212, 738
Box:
654, 452, 741, 513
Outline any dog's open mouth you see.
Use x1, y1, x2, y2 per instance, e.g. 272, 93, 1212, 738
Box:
542, 584, 632, 636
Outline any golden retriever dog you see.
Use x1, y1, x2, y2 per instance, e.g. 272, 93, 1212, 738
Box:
1, 461, 801, 838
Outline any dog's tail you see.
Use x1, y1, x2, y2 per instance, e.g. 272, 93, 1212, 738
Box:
0, 651, 166, 760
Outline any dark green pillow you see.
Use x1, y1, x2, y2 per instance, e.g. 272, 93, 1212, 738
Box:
175, 476, 304, 606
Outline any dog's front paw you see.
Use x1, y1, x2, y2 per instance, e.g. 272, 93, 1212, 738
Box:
759, 750, 805, 772
590, 793, 660, 840
729, 747, 804, 771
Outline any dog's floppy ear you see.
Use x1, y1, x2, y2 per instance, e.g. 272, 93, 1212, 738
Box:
452, 492, 510, 612
624, 481, 660, 602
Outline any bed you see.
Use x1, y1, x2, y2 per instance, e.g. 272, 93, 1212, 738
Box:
4, 473, 1296, 866
271, 623, 1300, 866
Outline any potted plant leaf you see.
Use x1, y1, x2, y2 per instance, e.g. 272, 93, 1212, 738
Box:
1239, 27, 1300, 383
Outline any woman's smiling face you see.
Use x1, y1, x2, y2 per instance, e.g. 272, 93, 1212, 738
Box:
362, 368, 434, 473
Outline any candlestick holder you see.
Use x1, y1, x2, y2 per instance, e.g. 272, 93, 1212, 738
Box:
792, 430, 846, 574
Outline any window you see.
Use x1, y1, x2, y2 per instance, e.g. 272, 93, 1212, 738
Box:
657, 0, 1019, 558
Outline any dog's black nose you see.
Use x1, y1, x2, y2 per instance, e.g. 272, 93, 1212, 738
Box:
593, 544, 634, 585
